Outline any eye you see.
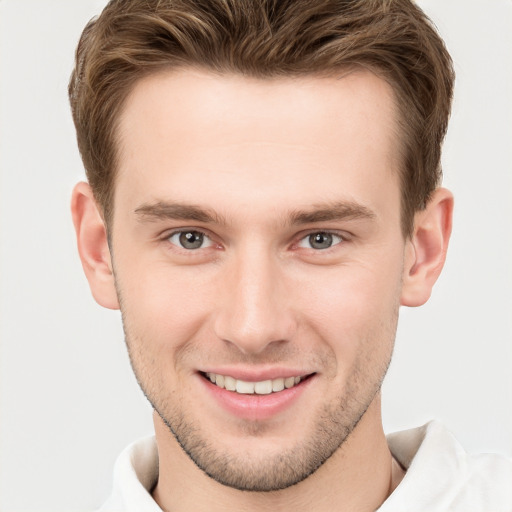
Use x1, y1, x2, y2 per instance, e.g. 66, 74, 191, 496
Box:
168, 230, 213, 250
298, 232, 344, 250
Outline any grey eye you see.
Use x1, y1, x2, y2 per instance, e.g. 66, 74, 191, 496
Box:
298, 232, 343, 250
169, 230, 212, 250
309, 233, 333, 249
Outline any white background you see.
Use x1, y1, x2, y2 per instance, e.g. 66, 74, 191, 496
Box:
1, 1, 511, 511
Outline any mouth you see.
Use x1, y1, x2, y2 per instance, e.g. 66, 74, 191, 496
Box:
199, 370, 316, 420
201, 371, 313, 395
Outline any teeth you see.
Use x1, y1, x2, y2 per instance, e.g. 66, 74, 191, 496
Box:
284, 377, 295, 389
236, 380, 255, 394
205, 372, 304, 394
254, 380, 272, 395
272, 378, 285, 392
224, 375, 236, 391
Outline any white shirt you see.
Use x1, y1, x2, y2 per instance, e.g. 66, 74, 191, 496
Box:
98, 421, 512, 511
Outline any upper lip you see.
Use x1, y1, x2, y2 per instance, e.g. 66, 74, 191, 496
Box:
199, 367, 314, 382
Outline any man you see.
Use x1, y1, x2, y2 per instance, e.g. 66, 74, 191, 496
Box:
69, 0, 512, 510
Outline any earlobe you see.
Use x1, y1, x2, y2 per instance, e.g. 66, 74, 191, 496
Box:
71, 182, 120, 310
400, 188, 454, 307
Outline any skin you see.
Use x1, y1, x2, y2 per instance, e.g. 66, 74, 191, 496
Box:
72, 69, 453, 511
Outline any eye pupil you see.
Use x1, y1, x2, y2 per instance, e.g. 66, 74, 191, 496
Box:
179, 231, 204, 249
309, 232, 333, 250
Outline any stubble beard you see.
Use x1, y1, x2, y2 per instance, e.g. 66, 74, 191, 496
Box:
123, 331, 395, 493
152, 376, 385, 492
116, 274, 399, 492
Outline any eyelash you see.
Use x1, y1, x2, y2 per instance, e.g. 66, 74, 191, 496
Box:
166, 229, 215, 251
163, 229, 348, 252
296, 231, 345, 251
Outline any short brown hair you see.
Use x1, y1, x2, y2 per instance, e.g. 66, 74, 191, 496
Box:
69, 0, 454, 236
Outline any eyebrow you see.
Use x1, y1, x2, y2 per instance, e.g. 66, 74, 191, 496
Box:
134, 200, 376, 226
134, 201, 226, 224
288, 201, 376, 225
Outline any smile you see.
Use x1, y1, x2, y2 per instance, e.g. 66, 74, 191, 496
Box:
204, 372, 305, 395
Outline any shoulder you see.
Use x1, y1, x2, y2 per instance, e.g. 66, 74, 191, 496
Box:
97, 435, 161, 512
380, 421, 512, 512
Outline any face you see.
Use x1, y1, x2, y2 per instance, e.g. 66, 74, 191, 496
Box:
111, 69, 407, 491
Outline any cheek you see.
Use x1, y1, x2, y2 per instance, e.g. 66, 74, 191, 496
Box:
116, 261, 217, 352
294, 258, 402, 355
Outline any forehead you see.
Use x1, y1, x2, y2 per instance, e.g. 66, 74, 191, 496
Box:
115, 68, 401, 227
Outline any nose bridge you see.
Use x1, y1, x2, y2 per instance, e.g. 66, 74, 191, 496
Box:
214, 243, 294, 354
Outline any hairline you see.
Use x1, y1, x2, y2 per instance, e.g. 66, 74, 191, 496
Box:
104, 64, 421, 239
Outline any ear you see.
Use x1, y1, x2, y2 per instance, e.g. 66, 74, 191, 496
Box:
400, 188, 454, 307
71, 182, 120, 310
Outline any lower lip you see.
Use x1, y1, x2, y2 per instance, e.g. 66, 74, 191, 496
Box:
200, 374, 314, 421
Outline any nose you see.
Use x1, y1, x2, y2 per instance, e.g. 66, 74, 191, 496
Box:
213, 246, 297, 355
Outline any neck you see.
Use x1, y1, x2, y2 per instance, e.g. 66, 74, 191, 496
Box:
152, 395, 404, 512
